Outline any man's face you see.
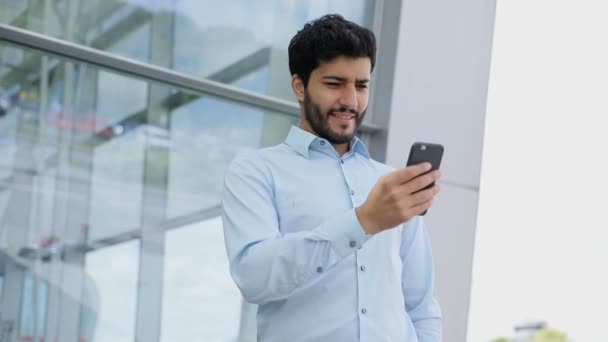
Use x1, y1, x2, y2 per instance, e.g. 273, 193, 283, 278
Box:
296, 56, 371, 144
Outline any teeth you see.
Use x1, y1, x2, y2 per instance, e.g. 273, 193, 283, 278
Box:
333, 114, 353, 119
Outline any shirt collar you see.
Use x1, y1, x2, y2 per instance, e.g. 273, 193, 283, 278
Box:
284, 126, 370, 159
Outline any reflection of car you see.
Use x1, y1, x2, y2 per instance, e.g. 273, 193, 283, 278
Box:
0, 87, 111, 136
0, 96, 9, 117
0, 248, 99, 341
0, 88, 43, 117
0, 87, 18, 118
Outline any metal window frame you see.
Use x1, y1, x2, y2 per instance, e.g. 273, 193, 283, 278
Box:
366, 0, 404, 162
0, 23, 383, 134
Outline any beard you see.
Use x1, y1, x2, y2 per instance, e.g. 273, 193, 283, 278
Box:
303, 91, 366, 144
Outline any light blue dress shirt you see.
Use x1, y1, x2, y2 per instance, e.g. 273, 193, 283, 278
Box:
222, 126, 442, 342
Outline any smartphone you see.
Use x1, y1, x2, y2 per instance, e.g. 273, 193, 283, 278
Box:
406, 142, 444, 215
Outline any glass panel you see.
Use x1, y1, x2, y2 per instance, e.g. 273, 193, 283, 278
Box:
0, 103, 17, 179
0, 0, 376, 98
96, 70, 149, 130
161, 217, 242, 342
0, 37, 299, 340
0, 183, 9, 218
0, 41, 146, 341
166, 89, 298, 218
88, 126, 145, 242
0, 192, 7, 301
85, 240, 139, 342
18, 271, 47, 340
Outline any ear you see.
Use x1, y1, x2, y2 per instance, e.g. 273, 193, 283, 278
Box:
291, 74, 305, 103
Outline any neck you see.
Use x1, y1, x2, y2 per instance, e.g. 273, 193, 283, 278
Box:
333, 142, 350, 157
298, 122, 351, 157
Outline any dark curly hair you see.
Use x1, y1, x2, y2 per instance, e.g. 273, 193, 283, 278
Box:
288, 14, 377, 87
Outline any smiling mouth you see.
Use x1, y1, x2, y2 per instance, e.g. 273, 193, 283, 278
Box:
330, 113, 355, 120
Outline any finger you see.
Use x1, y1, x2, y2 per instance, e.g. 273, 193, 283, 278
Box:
410, 198, 434, 215
385, 162, 432, 186
402, 170, 442, 194
392, 184, 439, 212
407, 185, 440, 207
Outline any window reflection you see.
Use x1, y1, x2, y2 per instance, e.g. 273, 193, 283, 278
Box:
161, 217, 242, 342
85, 240, 139, 342
0, 0, 375, 97
0, 1, 377, 341
18, 271, 48, 340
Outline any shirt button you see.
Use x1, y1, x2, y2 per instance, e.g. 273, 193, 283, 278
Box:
350, 189, 355, 196
361, 308, 367, 314
360, 265, 366, 272
316, 266, 323, 273
349, 241, 356, 248
340, 159, 344, 164
320, 141, 325, 145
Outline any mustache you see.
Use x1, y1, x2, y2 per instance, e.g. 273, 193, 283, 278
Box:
328, 106, 359, 116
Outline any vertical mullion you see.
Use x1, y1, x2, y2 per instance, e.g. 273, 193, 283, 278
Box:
134, 8, 174, 342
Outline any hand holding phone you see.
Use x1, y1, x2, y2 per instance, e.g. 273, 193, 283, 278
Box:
406, 142, 444, 215
355, 143, 444, 234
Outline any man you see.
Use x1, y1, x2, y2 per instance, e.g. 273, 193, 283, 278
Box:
222, 14, 442, 342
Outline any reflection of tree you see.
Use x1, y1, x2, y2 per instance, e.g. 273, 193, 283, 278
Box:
0, 1, 279, 237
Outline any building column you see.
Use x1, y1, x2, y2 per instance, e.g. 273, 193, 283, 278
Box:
369, 0, 496, 340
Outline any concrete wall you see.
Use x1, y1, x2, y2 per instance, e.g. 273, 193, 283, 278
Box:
380, 0, 497, 340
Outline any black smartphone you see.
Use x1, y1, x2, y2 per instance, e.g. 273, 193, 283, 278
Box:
406, 142, 444, 215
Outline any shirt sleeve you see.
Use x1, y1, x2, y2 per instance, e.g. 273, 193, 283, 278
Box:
222, 153, 369, 304
400, 216, 443, 342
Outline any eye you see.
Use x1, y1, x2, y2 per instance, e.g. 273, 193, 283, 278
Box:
324, 82, 340, 87
356, 84, 369, 89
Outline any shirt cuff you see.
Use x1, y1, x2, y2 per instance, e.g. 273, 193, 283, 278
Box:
317, 209, 371, 258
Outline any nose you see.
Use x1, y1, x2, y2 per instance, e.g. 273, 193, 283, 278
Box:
338, 84, 358, 110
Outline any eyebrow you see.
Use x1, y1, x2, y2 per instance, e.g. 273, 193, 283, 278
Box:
321, 76, 370, 83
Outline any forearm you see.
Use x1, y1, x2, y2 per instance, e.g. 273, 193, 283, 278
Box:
401, 217, 442, 341
225, 209, 367, 304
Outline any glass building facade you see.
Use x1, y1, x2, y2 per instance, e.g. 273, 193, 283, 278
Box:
0, 1, 385, 341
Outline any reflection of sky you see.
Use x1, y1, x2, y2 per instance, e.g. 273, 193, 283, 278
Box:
89, 127, 144, 241
0, 1, 28, 24
118, 0, 373, 90
96, 70, 148, 128
161, 217, 242, 342
89, 49, 271, 237
0, 111, 17, 179
167, 65, 268, 218
86, 240, 139, 342
31, 168, 58, 245
105, 20, 150, 62
85, 217, 242, 342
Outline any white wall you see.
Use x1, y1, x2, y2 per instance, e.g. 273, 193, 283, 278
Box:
468, 1, 608, 341
381, 0, 497, 340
